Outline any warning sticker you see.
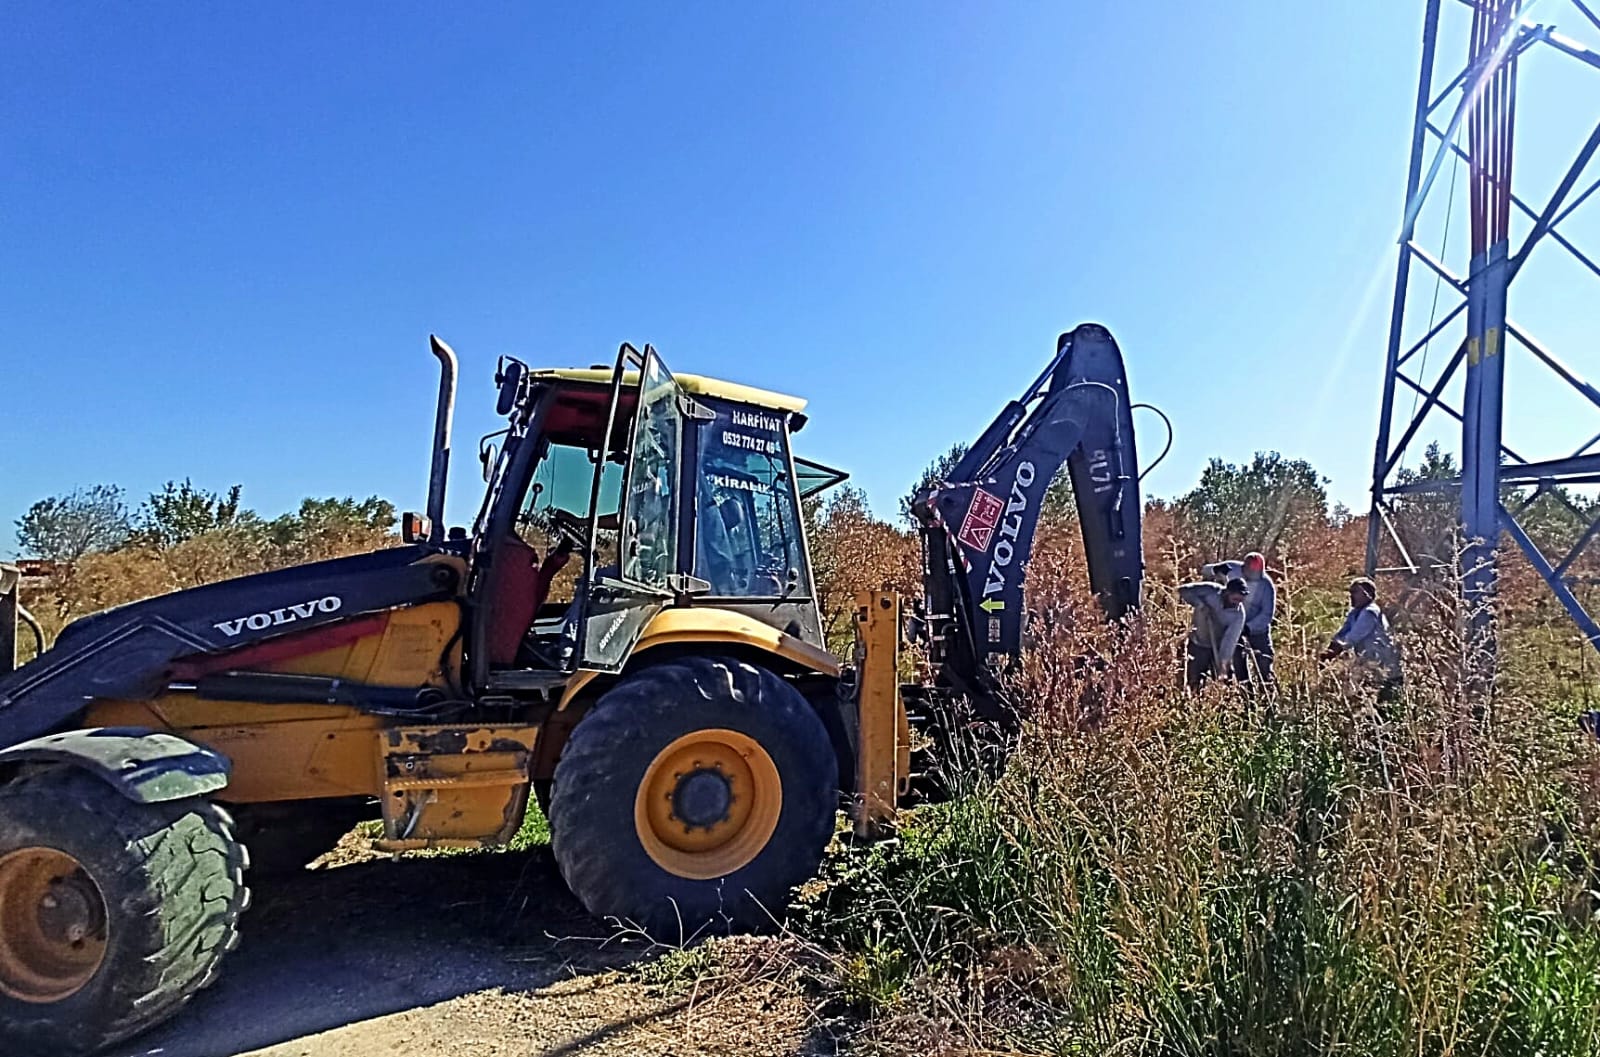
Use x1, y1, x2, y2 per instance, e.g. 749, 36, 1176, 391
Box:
957, 488, 1004, 553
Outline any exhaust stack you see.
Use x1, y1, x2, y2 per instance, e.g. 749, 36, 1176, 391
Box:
426, 335, 458, 543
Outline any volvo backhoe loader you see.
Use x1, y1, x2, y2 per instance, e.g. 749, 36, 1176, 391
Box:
0, 324, 1144, 1054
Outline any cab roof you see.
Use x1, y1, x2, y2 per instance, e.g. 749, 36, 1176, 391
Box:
528, 367, 808, 415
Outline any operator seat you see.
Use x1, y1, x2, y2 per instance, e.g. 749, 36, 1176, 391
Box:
697, 491, 736, 594
486, 536, 570, 666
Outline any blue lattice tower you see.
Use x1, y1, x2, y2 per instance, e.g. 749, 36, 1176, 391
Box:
1368, 0, 1600, 677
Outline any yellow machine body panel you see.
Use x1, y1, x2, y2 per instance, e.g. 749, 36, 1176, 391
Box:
377, 725, 540, 850
851, 591, 910, 838
82, 698, 385, 803
557, 605, 841, 710
262, 600, 463, 686
75, 596, 860, 841
527, 368, 807, 415
81, 601, 465, 804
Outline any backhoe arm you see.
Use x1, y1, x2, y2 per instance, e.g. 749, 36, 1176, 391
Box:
911, 323, 1144, 704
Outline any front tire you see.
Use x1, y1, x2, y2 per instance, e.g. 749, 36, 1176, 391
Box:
549, 656, 837, 938
0, 769, 248, 1055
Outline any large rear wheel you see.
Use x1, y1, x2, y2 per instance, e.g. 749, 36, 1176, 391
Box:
549, 656, 837, 938
0, 769, 248, 1055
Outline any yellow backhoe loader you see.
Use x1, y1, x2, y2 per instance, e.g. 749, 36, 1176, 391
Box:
0, 328, 1146, 1053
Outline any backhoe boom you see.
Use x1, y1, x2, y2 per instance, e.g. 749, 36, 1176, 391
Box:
911, 323, 1144, 702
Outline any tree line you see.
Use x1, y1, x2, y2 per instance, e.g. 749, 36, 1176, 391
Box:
16, 447, 1600, 684
13, 480, 395, 647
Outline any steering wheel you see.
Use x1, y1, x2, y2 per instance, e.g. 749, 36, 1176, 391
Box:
542, 508, 587, 553
754, 558, 791, 597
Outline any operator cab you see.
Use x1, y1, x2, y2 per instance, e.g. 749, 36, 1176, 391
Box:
468, 344, 839, 689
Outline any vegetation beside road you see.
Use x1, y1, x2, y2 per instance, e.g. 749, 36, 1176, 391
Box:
14, 449, 1600, 1055
788, 450, 1600, 1056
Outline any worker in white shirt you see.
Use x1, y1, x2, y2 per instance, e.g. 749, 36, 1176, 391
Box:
1203, 551, 1276, 686
1321, 577, 1405, 708
1178, 577, 1249, 691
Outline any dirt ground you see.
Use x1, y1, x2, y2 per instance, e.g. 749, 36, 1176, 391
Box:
109, 839, 838, 1057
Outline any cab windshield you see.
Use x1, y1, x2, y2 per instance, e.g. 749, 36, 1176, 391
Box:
694, 399, 810, 598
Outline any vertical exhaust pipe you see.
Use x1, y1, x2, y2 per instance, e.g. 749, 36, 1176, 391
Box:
427, 335, 458, 543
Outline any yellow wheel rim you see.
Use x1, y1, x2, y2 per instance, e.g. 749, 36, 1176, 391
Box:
634, 728, 782, 880
0, 847, 108, 1003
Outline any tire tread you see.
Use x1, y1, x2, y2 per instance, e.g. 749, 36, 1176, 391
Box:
0, 768, 249, 1055
550, 656, 836, 938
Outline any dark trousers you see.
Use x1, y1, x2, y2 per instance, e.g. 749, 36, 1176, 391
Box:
1232, 629, 1275, 686
1185, 641, 1217, 691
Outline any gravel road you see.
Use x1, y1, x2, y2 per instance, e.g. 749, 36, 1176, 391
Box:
108, 841, 831, 1057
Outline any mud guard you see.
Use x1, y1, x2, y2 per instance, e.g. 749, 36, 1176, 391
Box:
0, 727, 230, 804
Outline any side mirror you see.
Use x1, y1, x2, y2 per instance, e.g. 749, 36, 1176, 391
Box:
479, 442, 498, 482
402, 512, 432, 544
495, 360, 527, 416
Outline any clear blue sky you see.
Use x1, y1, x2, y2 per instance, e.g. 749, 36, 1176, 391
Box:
4, 3, 1598, 557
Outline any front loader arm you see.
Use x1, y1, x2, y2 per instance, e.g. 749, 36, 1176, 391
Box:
0, 546, 462, 746
911, 324, 1144, 705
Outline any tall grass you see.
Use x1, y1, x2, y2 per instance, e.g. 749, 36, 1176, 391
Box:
797, 533, 1600, 1056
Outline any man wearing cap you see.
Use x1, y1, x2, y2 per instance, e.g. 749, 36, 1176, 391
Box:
1178, 576, 1249, 691
1204, 552, 1277, 686
1321, 577, 1404, 707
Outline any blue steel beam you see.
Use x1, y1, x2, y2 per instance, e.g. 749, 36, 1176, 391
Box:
1458, 0, 1519, 669
1403, 18, 1537, 238
1552, 176, 1600, 227
1460, 246, 1510, 639
1508, 120, 1600, 281
1371, 0, 1600, 682
1382, 473, 1600, 496
1555, 515, 1600, 578
1397, 301, 1467, 367
1505, 322, 1600, 413
1501, 504, 1600, 654
1544, 27, 1600, 70
1390, 367, 1527, 464
1380, 341, 1469, 479
1493, 452, 1600, 484
1425, 122, 1600, 281
1406, 239, 1465, 292
1369, 0, 1446, 577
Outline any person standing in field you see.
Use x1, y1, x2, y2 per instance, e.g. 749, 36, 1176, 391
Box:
1320, 577, 1404, 707
1178, 577, 1248, 691
1204, 551, 1276, 686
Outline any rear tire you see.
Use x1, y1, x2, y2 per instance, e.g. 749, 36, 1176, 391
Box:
549, 656, 837, 938
0, 769, 249, 1055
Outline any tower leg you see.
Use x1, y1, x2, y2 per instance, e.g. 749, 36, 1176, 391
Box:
1460, 244, 1509, 690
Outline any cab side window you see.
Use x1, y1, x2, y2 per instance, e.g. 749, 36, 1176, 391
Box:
514, 442, 621, 605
